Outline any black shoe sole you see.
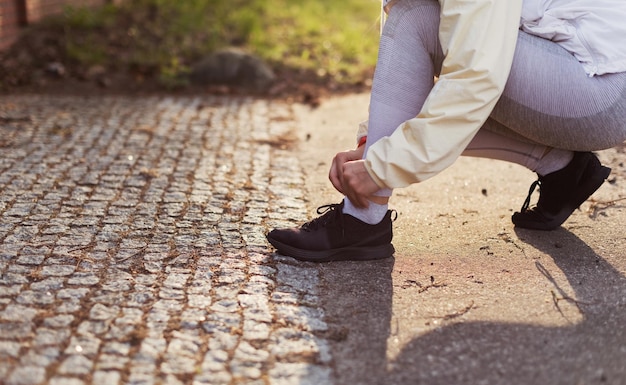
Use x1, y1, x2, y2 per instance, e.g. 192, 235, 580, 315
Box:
268, 238, 395, 262
512, 165, 611, 230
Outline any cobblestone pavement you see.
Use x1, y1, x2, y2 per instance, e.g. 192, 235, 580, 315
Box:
0, 95, 333, 385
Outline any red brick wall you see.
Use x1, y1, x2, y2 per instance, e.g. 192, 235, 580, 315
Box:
1, 0, 117, 50
0, 0, 26, 50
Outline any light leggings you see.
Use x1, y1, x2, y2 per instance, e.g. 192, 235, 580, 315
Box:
365, 0, 626, 198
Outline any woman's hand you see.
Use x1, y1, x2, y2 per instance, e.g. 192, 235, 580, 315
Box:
329, 146, 364, 195
339, 160, 382, 208
329, 146, 381, 208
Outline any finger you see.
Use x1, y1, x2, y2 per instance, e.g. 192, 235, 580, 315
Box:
343, 179, 369, 209
350, 184, 371, 208
329, 156, 345, 194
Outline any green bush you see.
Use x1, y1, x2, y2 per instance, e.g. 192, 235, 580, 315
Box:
45, 0, 382, 87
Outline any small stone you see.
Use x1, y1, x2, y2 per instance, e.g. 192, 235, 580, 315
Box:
189, 48, 275, 92
93, 370, 121, 385
58, 355, 94, 375
6, 366, 46, 385
41, 264, 75, 277
0, 340, 22, 357
49, 378, 85, 385
0, 304, 38, 322
46, 62, 66, 77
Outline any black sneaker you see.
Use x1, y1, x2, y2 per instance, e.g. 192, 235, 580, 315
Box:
266, 201, 396, 262
512, 152, 611, 230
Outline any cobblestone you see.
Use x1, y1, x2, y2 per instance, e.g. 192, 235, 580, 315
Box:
0, 95, 333, 384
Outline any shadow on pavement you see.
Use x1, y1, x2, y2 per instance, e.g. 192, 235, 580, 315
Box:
321, 229, 626, 385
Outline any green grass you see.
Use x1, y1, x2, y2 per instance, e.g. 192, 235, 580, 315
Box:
54, 0, 382, 87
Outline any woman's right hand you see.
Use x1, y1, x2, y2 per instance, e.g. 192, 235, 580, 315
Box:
329, 145, 365, 195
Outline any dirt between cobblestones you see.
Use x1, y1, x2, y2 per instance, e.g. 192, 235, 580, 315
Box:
294, 93, 626, 385
0, 94, 337, 385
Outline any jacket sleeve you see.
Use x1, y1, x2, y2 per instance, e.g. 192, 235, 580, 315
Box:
364, 0, 524, 189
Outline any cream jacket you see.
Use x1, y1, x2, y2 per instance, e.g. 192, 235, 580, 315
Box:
363, 0, 524, 189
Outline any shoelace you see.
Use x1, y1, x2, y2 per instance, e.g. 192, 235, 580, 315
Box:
300, 203, 396, 239
520, 179, 541, 212
301, 203, 344, 232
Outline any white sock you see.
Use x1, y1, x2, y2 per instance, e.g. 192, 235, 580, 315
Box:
534, 148, 574, 176
342, 198, 388, 225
